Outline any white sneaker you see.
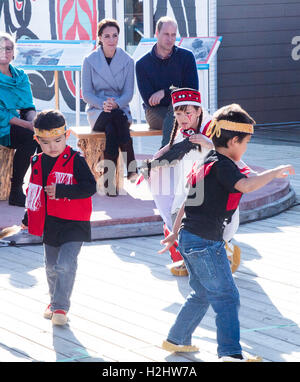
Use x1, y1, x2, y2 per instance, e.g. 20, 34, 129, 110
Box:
52, 309, 68, 325
221, 352, 262, 362
43, 304, 53, 319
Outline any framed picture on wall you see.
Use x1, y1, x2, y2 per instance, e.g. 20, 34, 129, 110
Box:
14, 40, 95, 70
178, 36, 222, 66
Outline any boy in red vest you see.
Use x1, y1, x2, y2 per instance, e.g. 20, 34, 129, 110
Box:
22, 109, 96, 325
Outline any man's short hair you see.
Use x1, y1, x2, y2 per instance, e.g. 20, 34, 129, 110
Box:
155, 16, 177, 34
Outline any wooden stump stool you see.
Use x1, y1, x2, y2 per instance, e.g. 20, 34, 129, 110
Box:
0, 145, 14, 200
70, 124, 162, 194
76, 133, 124, 193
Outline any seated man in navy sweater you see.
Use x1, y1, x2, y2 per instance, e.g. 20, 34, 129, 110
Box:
136, 16, 199, 147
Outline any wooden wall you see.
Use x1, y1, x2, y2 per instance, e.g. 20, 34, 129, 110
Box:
217, 0, 300, 124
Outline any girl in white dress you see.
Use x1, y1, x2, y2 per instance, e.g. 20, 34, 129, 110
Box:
141, 88, 252, 275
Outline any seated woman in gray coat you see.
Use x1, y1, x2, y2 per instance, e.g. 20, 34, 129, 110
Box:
82, 18, 138, 196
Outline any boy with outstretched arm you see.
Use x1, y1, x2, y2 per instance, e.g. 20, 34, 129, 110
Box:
159, 103, 294, 361
22, 109, 97, 325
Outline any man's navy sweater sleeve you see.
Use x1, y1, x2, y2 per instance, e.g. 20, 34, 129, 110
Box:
136, 46, 199, 108
136, 53, 157, 108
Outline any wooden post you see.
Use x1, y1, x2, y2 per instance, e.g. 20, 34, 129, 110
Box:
0, 146, 14, 200
75, 70, 80, 126
54, 70, 59, 110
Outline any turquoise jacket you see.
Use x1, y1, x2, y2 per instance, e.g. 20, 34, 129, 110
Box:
0, 64, 35, 145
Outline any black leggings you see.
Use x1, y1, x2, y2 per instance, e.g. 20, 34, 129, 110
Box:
93, 109, 131, 158
8, 124, 38, 186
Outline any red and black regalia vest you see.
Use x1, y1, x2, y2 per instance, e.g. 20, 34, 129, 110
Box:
26, 146, 92, 237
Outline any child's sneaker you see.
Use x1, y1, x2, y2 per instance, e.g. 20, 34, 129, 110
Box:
162, 340, 199, 353
220, 352, 262, 362
225, 242, 241, 273
170, 263, 188, 277
43, 304, 53, 319
52, 309, 68, 325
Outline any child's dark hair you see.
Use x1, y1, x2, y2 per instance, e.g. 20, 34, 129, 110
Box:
211, 104, 255, 148
169, 105, 203, 148
34, 109, 66, 131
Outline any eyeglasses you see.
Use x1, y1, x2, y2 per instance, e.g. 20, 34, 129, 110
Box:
0, 46, 14, 53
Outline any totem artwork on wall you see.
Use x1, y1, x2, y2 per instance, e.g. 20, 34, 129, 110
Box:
0, 0, 197, 112
0, 0, 104, 112
153, 0, 197, 37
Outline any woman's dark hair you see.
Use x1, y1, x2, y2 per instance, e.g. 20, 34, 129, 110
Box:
97, 18, 120, 46
34, 109, 66, 131
211, 103, 255, 148
169, 105, 203, 149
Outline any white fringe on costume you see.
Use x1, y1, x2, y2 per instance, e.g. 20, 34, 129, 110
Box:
26, 183, 43, 211
53, 172, 73, 185
26, 172, 74, 211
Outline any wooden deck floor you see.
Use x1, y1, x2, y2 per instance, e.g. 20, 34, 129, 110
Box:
0, 204, 300, 363
0, 125, 299, 363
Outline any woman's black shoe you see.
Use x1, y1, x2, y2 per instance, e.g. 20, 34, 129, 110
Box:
8, 187, 26, 207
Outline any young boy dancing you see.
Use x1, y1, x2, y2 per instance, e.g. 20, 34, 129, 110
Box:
22, 110, 97, 325
159, 103, 294, 361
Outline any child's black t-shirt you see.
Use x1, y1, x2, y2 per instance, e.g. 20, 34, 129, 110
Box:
182, 151, 247, 241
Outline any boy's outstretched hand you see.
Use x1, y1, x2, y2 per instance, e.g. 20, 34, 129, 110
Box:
274, 165, 295, 178
158, 232, 178, 254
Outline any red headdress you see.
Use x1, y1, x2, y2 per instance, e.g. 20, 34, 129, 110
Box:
171, 87, 201, 109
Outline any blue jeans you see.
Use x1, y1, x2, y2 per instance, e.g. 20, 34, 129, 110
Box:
167, 229, 242, 357
44, 242, 82, 312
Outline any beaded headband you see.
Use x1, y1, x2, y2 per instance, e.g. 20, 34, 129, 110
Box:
34, 124, 67, 138
171, 88, 201, 109
207, 119, 254, 139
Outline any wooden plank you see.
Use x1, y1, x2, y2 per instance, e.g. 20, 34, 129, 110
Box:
130, 124, 163, 137
70, 124, 162, 139
0, 339, 33, 362
220, 0, 300, 5
218, 30, 296, 47
219, 3, 300, 19
1, 238, 299, 324
1, 200, 300, 362
218, 15, 300, 33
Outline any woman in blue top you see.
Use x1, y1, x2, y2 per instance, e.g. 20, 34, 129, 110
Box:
0, 32, 38, 207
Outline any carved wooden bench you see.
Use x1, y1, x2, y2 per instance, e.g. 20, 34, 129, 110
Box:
69, 123, 162, 191
0, 145, 14, 200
